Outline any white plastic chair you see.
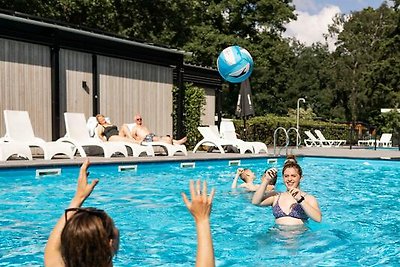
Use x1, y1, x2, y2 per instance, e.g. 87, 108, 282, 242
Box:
219, 119, 268, 154
314, 130, 346, 147
0, 141, 32, 161
2, 110, 74, 160
88, 117, 154, 157
377, 133, 392, 147
125, 123, 187, 156
193, 126, 254, 154
58, 113, 128, 158
358, 133, 392, 147
304, 131, 324, 147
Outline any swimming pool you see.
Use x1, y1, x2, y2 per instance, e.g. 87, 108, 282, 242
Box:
0, 157, 399, 266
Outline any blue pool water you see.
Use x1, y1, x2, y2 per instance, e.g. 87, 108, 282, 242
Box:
0, 157, 399, 266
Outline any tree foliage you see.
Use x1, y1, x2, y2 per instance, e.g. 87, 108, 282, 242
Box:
327, 3, 399, 126
1, 0, 399, 132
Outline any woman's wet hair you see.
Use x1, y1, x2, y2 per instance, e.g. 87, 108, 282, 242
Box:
239, 168, 250, 181
282, 161, 303, 177
61, 208, 117, 267
284, 154, 297, 165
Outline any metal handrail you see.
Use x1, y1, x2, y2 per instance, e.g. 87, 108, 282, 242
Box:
287, 127, 301, 148
273, 127, 289, 156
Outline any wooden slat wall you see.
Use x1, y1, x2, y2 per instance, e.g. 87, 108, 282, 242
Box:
98, 56, 173, 136
59, 49, 93, 135
201, 88, 216, 126
60, 49, 93, 115
0, 38, 52, 140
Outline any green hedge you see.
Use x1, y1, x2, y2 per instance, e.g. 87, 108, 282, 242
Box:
172, 83, 206, 149
232, 115, 349, 146
172, 85, 351, 148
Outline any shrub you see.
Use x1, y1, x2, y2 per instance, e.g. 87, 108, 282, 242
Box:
232, 115, 349, 146
172, 83, 206, 149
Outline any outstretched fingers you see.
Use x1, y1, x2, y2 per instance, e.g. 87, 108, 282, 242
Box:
76, 159, 98, 201
182, 180, 215, 221
202, 180, 207, 200
208, 188, 215, 204
78, 159, 90, 182
266, 168, 277, 178
181, 192, 191, 209
189, 180, 196, 200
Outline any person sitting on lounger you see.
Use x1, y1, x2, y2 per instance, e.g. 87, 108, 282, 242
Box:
96, 114, 140, 143
232, 167, 278, 192
129, 114, 187, 145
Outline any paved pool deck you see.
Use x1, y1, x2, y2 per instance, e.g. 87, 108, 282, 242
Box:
1, 145, 399, 169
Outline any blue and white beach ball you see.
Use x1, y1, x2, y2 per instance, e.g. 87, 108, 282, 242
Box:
217, 45, 254, 83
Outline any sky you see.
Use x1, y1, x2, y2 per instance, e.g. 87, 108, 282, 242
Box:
283, 0, 388, 50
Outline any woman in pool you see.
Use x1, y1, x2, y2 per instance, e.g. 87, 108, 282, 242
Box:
252, 161, 322, 225
232, 167, 277, 192
44, 160, 216, 267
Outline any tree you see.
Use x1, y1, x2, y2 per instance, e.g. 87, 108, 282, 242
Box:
327, 3, 398, 124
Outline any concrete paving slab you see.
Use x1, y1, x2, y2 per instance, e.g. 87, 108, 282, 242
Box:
0, 146, 399, 169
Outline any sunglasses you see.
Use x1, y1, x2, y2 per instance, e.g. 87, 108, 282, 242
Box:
64, 207, 106, 223
136, 118, 142, 121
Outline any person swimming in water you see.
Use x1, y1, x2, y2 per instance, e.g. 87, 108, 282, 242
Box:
252, 161, 322, 226
231, 168, 277, 192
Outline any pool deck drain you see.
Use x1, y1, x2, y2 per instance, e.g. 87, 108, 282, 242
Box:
0, 146, 399, 169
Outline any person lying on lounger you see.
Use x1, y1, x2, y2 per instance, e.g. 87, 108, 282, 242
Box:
128, 114, 187, 145
95, 114, 140, 143
232, 167, 278, 192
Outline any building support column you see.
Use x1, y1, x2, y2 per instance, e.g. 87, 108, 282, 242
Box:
50, 44, 60, 140
92, 54, 99, 116
176, 64, 185, 139
216, 87, 222, 128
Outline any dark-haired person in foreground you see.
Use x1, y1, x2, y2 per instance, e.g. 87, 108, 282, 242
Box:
44, 160, 216, 267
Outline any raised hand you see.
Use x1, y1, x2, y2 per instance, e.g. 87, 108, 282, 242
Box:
182, 180, 215, 223
289, 188, 302, 201
182, 180, 216, 267
75, 159, 99, 203
262, 168, 277, 183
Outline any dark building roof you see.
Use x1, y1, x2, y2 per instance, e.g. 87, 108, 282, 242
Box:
0, 10, 184, 67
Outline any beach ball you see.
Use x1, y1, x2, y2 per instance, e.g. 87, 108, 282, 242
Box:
217, 45, 254, 83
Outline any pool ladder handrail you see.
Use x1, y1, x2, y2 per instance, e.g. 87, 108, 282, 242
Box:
273, 127, 302, 156
273, 127, 289, 156
287, 127, 302, 148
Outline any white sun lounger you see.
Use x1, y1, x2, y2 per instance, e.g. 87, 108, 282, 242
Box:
0, 141, 32, 161
193, 126, 254, 154
314, 130, 346, 147
125, 123, 187, 156
219, 119, 268, 154
377, 133, 392, 147
58, 112, 128, 158
304, 130, 323, 147
2, 110, 74, 160
87, 117, 154, 157
358, 133, 392, 147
